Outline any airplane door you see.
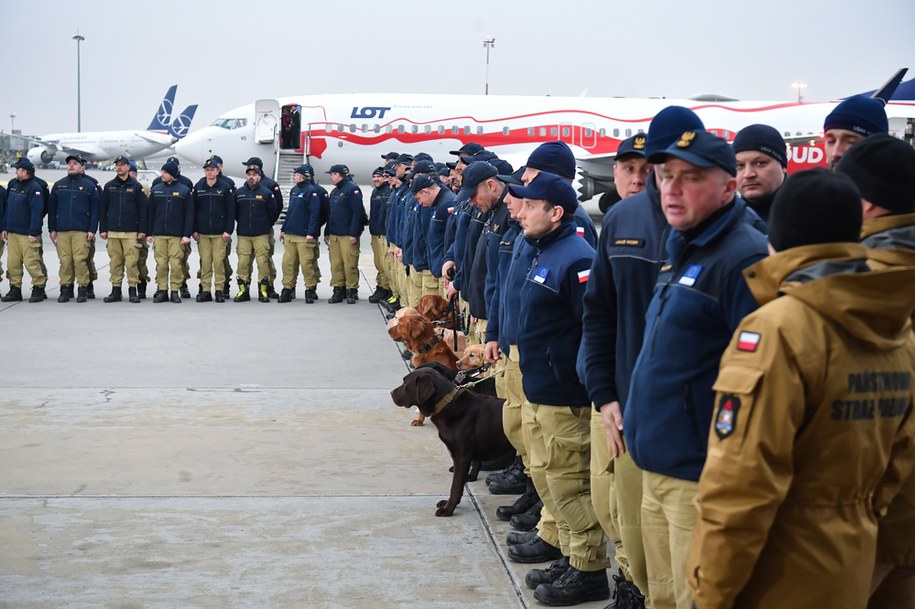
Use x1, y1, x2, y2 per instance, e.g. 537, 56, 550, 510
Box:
254, 99, 280, 144
581, 122, 597, 149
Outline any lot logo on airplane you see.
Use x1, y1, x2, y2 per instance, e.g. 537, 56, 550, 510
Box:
157, 98, 173, 125
350, 106, 391, 119
172, 112, 193, 138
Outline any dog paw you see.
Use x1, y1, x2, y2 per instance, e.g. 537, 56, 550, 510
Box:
410, 418, 424, 426
435, 501, 455, 517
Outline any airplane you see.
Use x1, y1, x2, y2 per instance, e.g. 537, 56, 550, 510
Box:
23, 85, 198, 167
174, 71, 915, 209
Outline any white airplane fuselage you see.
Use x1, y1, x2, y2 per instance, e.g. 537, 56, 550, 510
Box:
27, 130, 175, 165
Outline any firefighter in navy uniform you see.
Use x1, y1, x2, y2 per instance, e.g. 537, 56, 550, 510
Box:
204, 155, 236, 298
233, 165, 279, 302
279, 164, 324, 303
127, 161, 152, 298
151, 156, 194, 298
192, 158, 235, 302
1, 159, 48, 303
73, 156, 102, 298
48, 155, 100, 303
147, 161, 193, 303
323, 164, 365, 304
242, 157, 282, 299
368, 167, 393, 303
101, 156, 148, 303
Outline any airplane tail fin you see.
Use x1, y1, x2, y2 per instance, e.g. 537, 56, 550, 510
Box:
147, 85, 178, 132
169, 105, 198, 139
872, 68, 907, 103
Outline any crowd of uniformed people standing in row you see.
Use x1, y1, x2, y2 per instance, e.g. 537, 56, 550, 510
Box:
1, 94, 914, 609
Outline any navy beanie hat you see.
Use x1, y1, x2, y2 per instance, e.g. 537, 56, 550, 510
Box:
733, 124, 788, 168
646, 106, 705, 157
768, 168, 862, 252
836, 134, 915, 215
823, 95, 888, 137
161, 161, 180, 178
527, 141, 576, 180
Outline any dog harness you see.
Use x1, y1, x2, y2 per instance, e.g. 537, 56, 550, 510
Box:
432, 388, 458, 415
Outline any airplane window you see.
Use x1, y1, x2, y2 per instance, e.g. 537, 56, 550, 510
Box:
463, 126, 471, 135
476, 126, 484, 135
452, 126, 460, 135
795, 131, 802, 136
397, 125, 405, 134
584, 128, 592, 137
437, 126, 445, 135
385, 126, 392, 134
423, 125, 431, 134
539, 127, 546, 136
361, 124, 368, 132
210, 118, 247, 130
784, 131, 791, 137
625, 129, 632, 137
528, 127, 535, 137
411, 125, 419, 134
373, 124, 380, 133
550, 127, 558, 136
562, 127, 570, 137
613, 128, 619, 137
502, 127, 510, 136
637, 129, 645, 134
350, 124, 357, 133
599, 129, 606, 137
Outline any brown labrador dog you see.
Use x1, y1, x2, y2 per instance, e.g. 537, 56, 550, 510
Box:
388, 308, 459, 426
391, 367, 512, 517
416, 295, 466, 357
456, 344, 487, 371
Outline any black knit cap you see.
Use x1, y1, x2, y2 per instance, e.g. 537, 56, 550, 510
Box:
768, 168, 862, 252
835, 134, 915, 215
732, 124, 788, 168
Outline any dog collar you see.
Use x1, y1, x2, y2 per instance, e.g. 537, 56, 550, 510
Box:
416, 335, 441, 354
432, 388, 457, 415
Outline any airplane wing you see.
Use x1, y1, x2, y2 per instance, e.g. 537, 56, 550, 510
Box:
20, 135, 97, 158
135, 132, 174, 146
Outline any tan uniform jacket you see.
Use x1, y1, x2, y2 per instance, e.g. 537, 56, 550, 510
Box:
687, 244, 915, 609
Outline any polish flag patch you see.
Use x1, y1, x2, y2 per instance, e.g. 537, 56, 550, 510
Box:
577, 269, 591, 283
737, 331, 761, 352
576, 226, 585, 237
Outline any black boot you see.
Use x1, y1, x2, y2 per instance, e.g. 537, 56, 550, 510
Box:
604, 567, 645, 609
57, 284, 73, 303
487, 455, 524, 485
234, 279, 250, 302
497, 477, 540, 521
346, 288, 358, 304
222, 283, 231, 298
328, 287, 345, 304
180, 283, 191, 300
278, 288, 293, 303
28, 286, 47, 303
507, 535, 563, 564
2, 286, 23, 302
267, 283, 280, 299
215, 290, 225, 303
510, 500, 543, 531
489, 457, 528, 495
196, 291, 212, 302
76, 286, 89, 303
506, 529, 538, 546
526, 556, 571, 590
86, 281, 95, 299
534, 567, 609, 606
103, 286, 122, 303
368, 286, 389, 303
128, 287, 140, 303
152, 290, 169, 303
170, 290, 182, 303
137, 281, 147, 299
304, 288, 317, 304
258, 280, 271, 303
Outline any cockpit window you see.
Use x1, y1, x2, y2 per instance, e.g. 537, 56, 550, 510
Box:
210, 118, 248, 130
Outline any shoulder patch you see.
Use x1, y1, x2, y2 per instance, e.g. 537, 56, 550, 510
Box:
534, 267, 550, 284
678, 264, 703, 287
577, 269, 591, 283
737, 331, 761, 352
714, 395, 740, 440
612, 238, 645, 247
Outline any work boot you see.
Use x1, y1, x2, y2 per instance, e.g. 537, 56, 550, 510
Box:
507, 535, 563, 564
170, 291, 182, 303
57, 284, 73, 303
222, 283, 231, 299
602, 567, 644, 609
137, 281, 147, 299
267, 283, 280, 299
497, 477, 540, 521
128, 287, 140, 303
526, 557, 571, 590
2, 286, 23, 302
506, 529, 538, 547
510, 500, 543, 531
180, 283, 191, 300
234, 280, 250, 302
258, 280, 271, 303
278, 288, 293, 303
152, 290, 169, 303
304, 288, 317, 304
76, 286, 89, 303
346, 288, 358, 304
383, 294, 401, 312
86, 281, 95, 299
215, 290, 225, 303
489, 458, 528, 495
28, 286, 47, 303
487, 455, 524, 485
368, 286, 389, 303
104, 286, 122, 303
196, 291, 212, 303
328, 287, 345, 304
534, 567, 609, 606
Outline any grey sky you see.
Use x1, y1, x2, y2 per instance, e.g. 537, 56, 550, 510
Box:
3, 0, 914, 136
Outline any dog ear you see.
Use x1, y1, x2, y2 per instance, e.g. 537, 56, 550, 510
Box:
413, 370, 436, 405
408, 316, 429, 341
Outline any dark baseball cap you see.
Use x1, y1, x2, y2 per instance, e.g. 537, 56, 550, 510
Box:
12, 158, 35, 171
615, 134, 648, 160
497, 166, 526, 186
167, 156, 180, 165
407, 160, 437, 177
113, 155, 131, 166
457, 162, 499, 200
203, 158, 219, 169
208, 154, 224, 165
326, 164, 350, 175
647, 130, 737, 177
449, 142, 484, 157
508, 171, 579, 218
411, 174, 438, 193
65, 154, 84, 164
394, 154, 414, 166
381, 151, 400, 160
242, 156, 264, 168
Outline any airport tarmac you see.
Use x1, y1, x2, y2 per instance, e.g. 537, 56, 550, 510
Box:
0, 185, 620, 609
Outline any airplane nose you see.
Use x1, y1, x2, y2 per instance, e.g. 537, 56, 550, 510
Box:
174, 129, 209, 165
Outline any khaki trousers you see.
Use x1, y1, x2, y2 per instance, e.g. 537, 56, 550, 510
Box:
591, 410, 628, 578
6, 232, 47, 288
408, 266, 441, 307
504, 347, 530, 470
385, 243, 400, 300
371, 235, 390, 290
223, 238, 233, 286
237, 235, 270, 284
107, 232, 140, 286
641, 471, 698, 609
56, 231, 92, 287
87, 238, 98, 281
266, 228, 277, 283
526, 401, 609, 572
328, 235, 359, 289
180, 242, 192, 283
136, 238, 150, 283
282, 235, 319, 289
617, 450, 649, 603
154, 236, 184, 291
198, 235, 228, 292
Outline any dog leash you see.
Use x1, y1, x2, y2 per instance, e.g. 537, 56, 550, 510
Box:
453, 362, 504, 389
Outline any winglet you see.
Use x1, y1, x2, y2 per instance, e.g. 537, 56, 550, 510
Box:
147, 85, 178, 132
169, 105, 198, 140
871, 68, 908, 104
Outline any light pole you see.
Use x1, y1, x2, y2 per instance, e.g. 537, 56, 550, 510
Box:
9, 113, 14, 132
791, 81, 807, 103
73, 32, 85, 131
483, 35, 495, 95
